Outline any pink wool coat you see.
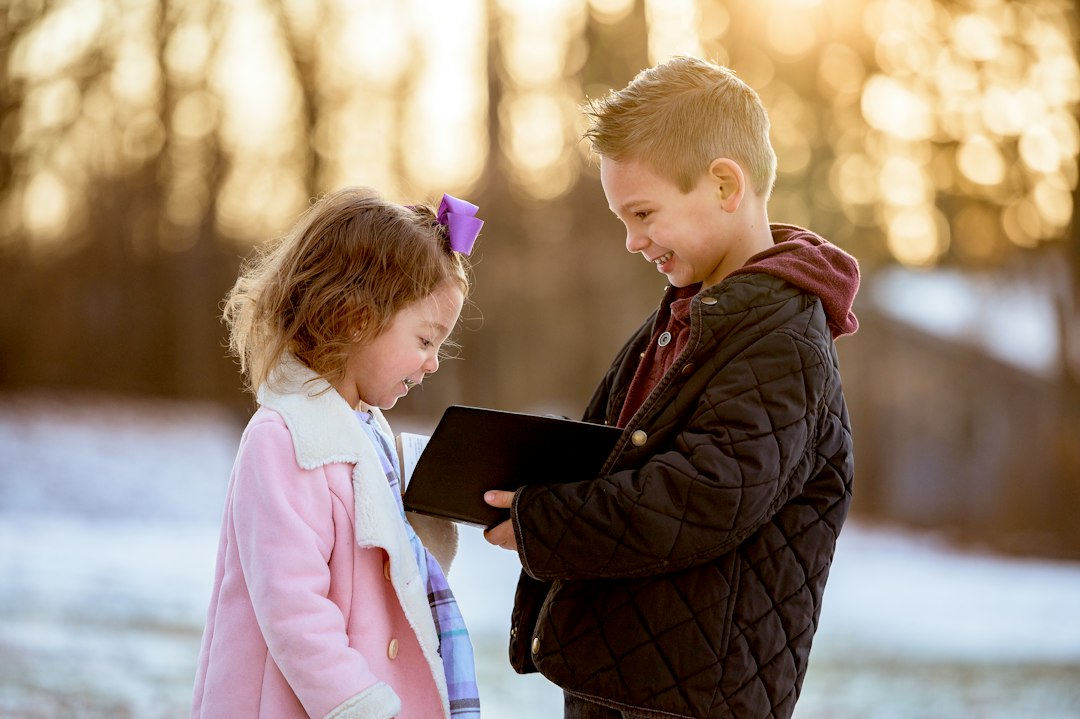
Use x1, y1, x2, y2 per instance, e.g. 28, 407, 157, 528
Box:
191, 359, 459, 719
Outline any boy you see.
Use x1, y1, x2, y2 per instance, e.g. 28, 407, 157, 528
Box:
485, 56, 859, 719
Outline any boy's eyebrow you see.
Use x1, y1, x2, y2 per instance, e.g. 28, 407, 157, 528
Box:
611, 199, 648, 217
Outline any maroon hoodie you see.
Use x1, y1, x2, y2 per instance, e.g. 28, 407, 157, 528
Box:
729, 223, 860, 339
617, 223, 860, 428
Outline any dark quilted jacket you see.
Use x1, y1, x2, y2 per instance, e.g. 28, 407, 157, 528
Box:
507, 233, 857, 719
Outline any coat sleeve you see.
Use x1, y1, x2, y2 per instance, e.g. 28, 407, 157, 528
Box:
232, 418, 400, 719
514, 326, 832, 582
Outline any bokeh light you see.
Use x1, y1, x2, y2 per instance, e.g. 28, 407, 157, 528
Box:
498, 0, 584, 200
645, 0, 703, 63
589, 0, 635, 24
1, 0, 1077, 264
847, 0, 1079, 261
403, 0, 488, 195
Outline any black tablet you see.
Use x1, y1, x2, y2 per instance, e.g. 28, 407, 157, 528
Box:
401, 405, 623, 528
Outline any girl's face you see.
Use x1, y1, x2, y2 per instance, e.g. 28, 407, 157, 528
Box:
335, 280, 465, 409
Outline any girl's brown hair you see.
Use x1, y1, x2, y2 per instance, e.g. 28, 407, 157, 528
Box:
582, 56, 777, 198
223, 186, 472, 395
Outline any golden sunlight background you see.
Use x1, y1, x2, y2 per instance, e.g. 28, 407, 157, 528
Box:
2, 3, 1080, 718
5, 0, 1076, 262
2, 0, 1079, 552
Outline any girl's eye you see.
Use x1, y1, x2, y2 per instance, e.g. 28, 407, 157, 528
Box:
420, 337, 434, 349
635, 211, 651, 221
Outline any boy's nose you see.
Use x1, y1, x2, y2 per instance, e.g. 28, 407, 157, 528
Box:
625, 229, 648, 254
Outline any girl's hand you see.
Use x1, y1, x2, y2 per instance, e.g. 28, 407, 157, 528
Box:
483, 491, 518, 552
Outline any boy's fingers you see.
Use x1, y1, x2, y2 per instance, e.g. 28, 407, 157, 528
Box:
484, 490, 514, 508
483, 518, 517, 551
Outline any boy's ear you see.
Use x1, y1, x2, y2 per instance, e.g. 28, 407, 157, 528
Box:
708, 158, 745, 212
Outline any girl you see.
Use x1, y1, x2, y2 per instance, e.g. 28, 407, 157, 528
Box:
191, 187, 484, 719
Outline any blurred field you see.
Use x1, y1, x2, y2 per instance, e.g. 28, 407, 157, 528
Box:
0, 392, 1078, 719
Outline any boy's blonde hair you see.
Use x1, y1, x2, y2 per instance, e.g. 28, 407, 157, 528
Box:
583, 56, 777, 198
223, 186, 471, 395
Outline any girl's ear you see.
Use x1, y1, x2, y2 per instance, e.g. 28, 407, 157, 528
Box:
349, 308, 372, 343
708, 158, 745, 212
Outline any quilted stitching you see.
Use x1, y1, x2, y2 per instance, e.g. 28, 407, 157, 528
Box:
510, 275, 854, 719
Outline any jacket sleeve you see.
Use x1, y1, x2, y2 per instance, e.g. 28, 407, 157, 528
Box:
513, 325, 832, 582
232, 418, 400, 719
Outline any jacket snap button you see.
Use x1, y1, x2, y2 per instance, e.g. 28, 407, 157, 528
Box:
681, 363, 694, 376
657, 331, 671, 347
387, 638, 399, 660
531, 637, 540, 654
701, 296, 718, 305
631, 430, 647, 446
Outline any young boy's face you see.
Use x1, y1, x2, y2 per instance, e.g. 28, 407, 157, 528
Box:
601, 156, 738, 288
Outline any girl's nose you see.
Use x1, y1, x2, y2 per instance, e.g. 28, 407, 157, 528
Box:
424, 354, 440, 374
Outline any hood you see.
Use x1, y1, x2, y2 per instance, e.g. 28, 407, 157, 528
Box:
729, 223, 860, 339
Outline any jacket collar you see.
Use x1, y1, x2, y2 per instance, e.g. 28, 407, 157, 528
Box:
255, 355, 407, 558
256, 355, 393, 469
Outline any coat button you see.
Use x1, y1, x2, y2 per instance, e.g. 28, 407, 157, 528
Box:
387, 638, 399, 660
681, 363, 694, 376
657, 331, 671, 347
531, 637, 540, 654
510, 626, 518, 638
383, 560, 391, 581
631, 430, 647, 446
701, 296, 718, 305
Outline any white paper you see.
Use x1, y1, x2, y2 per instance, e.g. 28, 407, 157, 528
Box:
395, 431, 430, 489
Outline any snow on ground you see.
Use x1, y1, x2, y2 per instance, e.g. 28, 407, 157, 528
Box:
0, 392, 1078, 718
869, 265, 1062, 379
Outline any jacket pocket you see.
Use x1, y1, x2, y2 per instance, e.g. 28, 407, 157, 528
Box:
534, 553, 740, 717
509, 571, 551, 674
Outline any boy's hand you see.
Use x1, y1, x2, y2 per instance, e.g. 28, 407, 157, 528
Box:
483, 490, 518, 552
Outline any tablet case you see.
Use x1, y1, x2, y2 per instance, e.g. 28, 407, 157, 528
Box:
402, 405, 623, 529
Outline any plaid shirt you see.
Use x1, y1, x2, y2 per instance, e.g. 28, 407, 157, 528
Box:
356, 411, 481, 717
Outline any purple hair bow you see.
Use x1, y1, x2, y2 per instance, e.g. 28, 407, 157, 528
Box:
437, 194, 483, 256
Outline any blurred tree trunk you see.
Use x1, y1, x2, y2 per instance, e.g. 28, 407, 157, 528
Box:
0, 8, 28, 214
1055, 0, 1080, 551
454, 0, 510, 409
581, 0, 650, 90
0, 7, 31, 375
271, 1, 327, 198
1059, 135, 1080, 551
390, 25, 421, 196
453, 0, 656, 414
162, 0, 235, 400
